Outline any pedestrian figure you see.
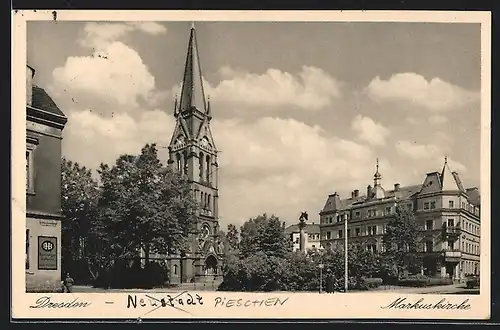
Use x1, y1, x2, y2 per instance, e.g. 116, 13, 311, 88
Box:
326, 269, 335, 294
63, 273, 74, 293
326, 269, 335, 293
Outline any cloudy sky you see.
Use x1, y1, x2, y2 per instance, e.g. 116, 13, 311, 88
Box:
27, 21, 481, 227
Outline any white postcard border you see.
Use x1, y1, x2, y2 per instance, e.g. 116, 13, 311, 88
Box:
11, 10, 492, 320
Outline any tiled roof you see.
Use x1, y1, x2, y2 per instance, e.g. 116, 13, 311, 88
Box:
285, 223, 321, 234
31, 85, 66, 117
321, 184, 422, 213
466, 187, 481, 206
385, 184, 422, 200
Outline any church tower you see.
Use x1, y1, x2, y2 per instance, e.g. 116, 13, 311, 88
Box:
167, 24, 221, 283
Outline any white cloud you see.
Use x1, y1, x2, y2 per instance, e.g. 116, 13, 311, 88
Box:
429, 114, 448, 125
62, 109, 174, 170
395, 140, 443, 160
129, 22, 168, 35
351, 115, 390, 146
78, 22, 167, 50
211, 117, 379, 224
405, 117, 421, 125
64, 109, 382, 226
205, 66, 342, 111
52, 41, 157, 109
365, 72, 479, 111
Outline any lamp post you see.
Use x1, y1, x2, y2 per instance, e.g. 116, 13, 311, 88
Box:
344, 215, 348, 292
319, 263, 324, 294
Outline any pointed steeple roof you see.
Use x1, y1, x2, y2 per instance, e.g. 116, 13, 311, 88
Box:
179, 23, 207, 114
374, 158, 382, 182
372, 158, 385, 199
441, 156, 461, 191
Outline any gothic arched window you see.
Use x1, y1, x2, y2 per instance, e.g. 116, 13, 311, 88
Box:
208, 194, 211, 210
205, 155, 211, 183
176, 153, 181, 172
183, 151, 188, 175
199, 152, 204, 181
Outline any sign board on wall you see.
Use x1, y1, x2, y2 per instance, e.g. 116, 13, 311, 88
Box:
38, 236, 57, 270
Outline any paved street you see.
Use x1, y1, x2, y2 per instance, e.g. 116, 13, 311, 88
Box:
70, 283, 478, 295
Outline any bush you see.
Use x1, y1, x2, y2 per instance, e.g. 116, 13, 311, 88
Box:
428, 278, 452, 286
398, 274, 430, 287
397, 274, 453, 287
363, 277, 383, 289
93, 259, 168, 289
142, 262, 168, 288
382, 275, 399, 286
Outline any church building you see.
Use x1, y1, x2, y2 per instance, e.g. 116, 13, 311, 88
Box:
164, 24, 223, 284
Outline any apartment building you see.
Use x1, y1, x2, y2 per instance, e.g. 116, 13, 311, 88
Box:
319, 158, 480, 281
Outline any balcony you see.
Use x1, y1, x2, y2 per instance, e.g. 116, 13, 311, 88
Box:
442, 225, 461, 239
443, 249, 462, 262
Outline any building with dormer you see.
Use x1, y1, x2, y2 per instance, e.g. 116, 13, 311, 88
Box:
319, 158, 480, 281
162, 24, 223, 283
25, 64, 68, 291
285, 222, 321, 252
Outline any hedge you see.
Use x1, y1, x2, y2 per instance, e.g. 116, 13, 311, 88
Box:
397, 275, 452, 287
363, 277, 383, 289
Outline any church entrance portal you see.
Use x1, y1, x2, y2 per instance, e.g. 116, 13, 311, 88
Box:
204, 255, 218, 276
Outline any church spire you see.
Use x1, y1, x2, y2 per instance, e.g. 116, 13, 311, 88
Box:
374, 158, 382, 186
178, 22, 207, 114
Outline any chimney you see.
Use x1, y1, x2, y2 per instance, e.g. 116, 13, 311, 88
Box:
354, 189, 359, 197
367, 185, 372, 198
351, 191, 354, 198
26, 65, 35, 106
394, 183, 400, 191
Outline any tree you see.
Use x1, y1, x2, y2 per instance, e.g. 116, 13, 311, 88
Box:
97, 143, 198, 265
239, 213, 291, 259
61, 158, 101, 281
382, 205, 423, 277
226, 224, 239, 252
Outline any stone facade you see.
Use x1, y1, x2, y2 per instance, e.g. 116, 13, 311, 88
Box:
26, 64, 68, 292
285, 222, 321, 252
319, 158, 480, 281
163, 25, 223, 284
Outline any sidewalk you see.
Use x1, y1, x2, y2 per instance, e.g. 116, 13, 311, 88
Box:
72, 283, 478, 294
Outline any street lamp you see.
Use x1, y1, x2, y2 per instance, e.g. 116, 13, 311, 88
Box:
319, 263, 324, 294
344, 215, 348, 292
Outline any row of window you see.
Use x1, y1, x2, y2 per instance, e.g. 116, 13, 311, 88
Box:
199, 191, 213, 211
325, 225, 383, 240
321, 198, 480, 226
463, 260, 479, 275
175, 151, 213, 184
424, 218, 480, 235
463, 240, 480, 255
423, 200, 480, 216
322, 207, 394, 224
291, 233, 320, 243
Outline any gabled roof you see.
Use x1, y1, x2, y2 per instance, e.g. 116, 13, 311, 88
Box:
321, 193, 342, 213
441, 159, 463, 191
31, 85, 66, 117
